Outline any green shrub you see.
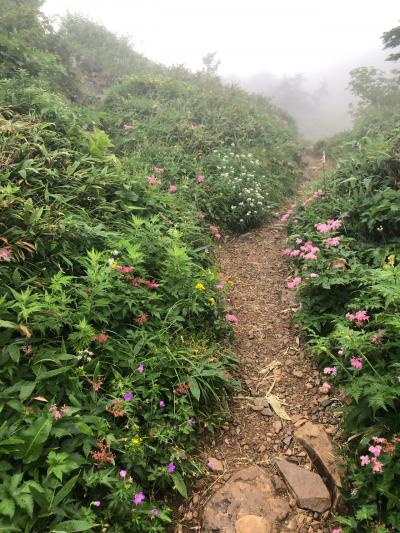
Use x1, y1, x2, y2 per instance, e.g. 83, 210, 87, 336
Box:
283, 132, 400, 532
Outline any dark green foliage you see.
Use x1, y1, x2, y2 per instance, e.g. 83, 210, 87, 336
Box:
382, 23, 400, 62
285, 131, 400, 531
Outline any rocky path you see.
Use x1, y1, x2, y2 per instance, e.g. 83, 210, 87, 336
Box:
177, 154, 341, 533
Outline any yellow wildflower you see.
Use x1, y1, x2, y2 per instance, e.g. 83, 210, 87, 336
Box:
209, 297, 215, 305
131, 437, 142, 446
195, 283, 205, 291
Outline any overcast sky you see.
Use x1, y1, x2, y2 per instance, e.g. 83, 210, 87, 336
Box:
43, 0, 399, 77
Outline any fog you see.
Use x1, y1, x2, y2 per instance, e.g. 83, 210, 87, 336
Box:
44, 0, 400, 139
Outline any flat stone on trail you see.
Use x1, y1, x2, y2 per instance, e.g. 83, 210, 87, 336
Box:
272, 420, 283, 433
202, 466, 290, 533
294, 421, 342, 502
235, 515, 270, 533
207, 457, 224, 473
276, 459, 331, 513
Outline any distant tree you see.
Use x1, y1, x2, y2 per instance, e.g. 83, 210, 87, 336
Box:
382, 23, 400, 62
0, 0, 62, 78
202, 52, 220, 75
55, 14, 156, 89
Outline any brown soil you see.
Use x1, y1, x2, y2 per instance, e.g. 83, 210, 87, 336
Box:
176, 154, 339, 532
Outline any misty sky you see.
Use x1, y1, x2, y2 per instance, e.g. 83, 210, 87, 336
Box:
43, 0, 399, 77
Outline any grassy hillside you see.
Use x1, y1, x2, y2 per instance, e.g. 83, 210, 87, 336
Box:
0, 2, 301, 531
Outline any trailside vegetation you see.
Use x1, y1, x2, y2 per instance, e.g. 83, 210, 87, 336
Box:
0, 1, 301, 531
282, 22, 400, 533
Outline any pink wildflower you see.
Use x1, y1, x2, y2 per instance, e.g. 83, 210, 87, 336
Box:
0, 247, 11, 261
323, 367, 337, 376
93, 500, 101, 507
334, 261, 346, 269
346, 310, 369, 328
159, 400, 165, 408
53, 410, 62, 420
315, 219, 342, 233
314, 222, 330, 233
93, 332, 108, 344
188, 418, 194, 426
137, 363, 145, 373
282, 248, 293, 255
323, 236, 341, 247
123, 123, 133, 130
135, 313, 148, 325
320, 382, 331, 393
280, 213, 290, 222
332, 529, 342, 533
287, 277, 302, 289
360, 455, 370, 466
368, 445, 382, 457
169, 184, 177, 193
147, 175, 161, 185
350, 357, 363, 369
60, 405, 68, 414
371, 457, 384, 473
124, 392, 133, 401
327, 219, 342, 230
133, 492, 145, 505
197, 175, 205, 183
152, 167, 165, 174
372, 437, 386, 444
151, 508, 159, 516
216, 283, 225, 291
226, 313, 238, 323
116, 265, 134, 274
303, 252, 318, 260
295, 238, 303, 244
290, 250, 301, 257
119, 469, 127, 477
167, 462, 175, 473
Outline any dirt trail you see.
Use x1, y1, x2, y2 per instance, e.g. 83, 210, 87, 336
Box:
178, 154, 339, 533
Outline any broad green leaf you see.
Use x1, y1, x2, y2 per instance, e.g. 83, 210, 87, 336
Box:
0, 498, 15, 518
20, 382, 36, 401
189, 379, 200, 401
172, 472, 187, 498
8, 344, 20, 363
21, 417, 52, 463
52, 519, 97, 532
52, 474, 80, 508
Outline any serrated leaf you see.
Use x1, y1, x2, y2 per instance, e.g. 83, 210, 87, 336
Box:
16, 493, 34, 517
0, 498, 15, 518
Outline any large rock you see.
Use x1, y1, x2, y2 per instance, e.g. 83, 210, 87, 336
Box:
235, 515, 269, 533
276, 459, 331, 513
202, 466, 290, 533
294, 421, 342, 504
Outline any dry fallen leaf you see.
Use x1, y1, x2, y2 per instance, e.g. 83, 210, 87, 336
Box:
19, 323, 32, 338
264, 393, 291, 420
32, 396, 48, 402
